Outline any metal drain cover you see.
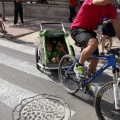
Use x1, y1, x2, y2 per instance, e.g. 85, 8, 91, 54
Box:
13, 94, 71, 120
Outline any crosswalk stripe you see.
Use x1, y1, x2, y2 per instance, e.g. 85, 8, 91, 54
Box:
0, 53, 53, 81
0, 39, 76, 119
0, 38, 35, 55
0, 78, 36, 108
0, 78, 75, 119
0, 77, 75, 119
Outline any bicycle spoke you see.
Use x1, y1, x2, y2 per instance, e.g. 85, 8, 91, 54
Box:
95, 82, 120, 120
58, 54, 80, 94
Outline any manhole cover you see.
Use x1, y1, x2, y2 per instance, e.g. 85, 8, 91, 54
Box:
13, 94, 71, 120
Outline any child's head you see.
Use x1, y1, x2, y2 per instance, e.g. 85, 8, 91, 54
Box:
56, 41, 65, 52
46, 42, 53, 52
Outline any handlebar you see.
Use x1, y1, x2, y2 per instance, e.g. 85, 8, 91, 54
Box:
40, 22, 65, 31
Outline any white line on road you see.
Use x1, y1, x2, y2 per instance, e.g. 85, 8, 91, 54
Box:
0, 39, 75, 118
0, 78, 36, 108
0, 53, 53, 81
0, 78, 75, 119
0, 39, 35, 55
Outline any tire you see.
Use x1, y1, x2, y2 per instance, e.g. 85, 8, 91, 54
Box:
0, 21, 5, 38
58, 54, 80, 94
94, 81, 120, 120
35, 47, 40, 70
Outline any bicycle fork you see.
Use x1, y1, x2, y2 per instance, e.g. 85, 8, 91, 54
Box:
112, 67, 120, 110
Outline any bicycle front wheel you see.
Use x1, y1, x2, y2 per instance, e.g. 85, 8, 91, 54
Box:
95, 81, 120, 120
0, 21, 5, 38
58, 54, 80, 94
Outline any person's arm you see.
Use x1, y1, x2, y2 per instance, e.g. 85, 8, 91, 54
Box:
111, 19, 120, 40
92, 0, 117, 5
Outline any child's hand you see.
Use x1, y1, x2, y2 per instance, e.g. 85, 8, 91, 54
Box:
51, 58, 56, 62
103, 21, 108, 24
51, 57, 60, 62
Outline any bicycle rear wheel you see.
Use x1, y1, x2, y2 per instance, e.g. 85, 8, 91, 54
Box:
0, 21, 5, 38
94, 81, 120, 120
58, 54, 80, 94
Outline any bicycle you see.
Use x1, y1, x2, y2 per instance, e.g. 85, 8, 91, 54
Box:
0, 14, 6, 38
58, 48, 120, 120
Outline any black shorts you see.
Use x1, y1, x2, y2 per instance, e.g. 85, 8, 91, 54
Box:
70, 28, 99, 55
102, 22, 115, 37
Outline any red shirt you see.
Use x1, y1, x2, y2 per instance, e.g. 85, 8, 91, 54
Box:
71, 0, 117, 31
70, 0, 77, 6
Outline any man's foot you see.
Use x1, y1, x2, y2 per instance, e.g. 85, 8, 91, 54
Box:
86, 84, 94, 97
99, 52, 105, 55
21, 21, 24, 24
1, 30, 7, 33
14, 24, 18, 26
74, 64, 85, 79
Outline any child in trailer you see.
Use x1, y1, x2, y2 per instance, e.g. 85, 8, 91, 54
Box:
46, 42, 59, 63
56, 41, 68, 59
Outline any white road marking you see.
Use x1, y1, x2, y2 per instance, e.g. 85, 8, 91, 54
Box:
0, 78, 75, 119
0, 53, 53, 81
0, 39, 35, 55
0, 78, 36, 108
0, 40, 76, 118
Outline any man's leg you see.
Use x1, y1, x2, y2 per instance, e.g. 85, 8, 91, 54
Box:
79, 38, 98, 65
77, 38, 98, 96
19, 9, 24, 24
69, 5, 73, 22
14, 10, 18, 25
107, 37, 112, 49
106, 36, 112, 54
101, 35, 107, 53
71, 6, 76, 20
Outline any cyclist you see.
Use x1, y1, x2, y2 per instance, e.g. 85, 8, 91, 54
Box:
70, 0, 120, 95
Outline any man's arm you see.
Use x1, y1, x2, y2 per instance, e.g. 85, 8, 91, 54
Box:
111, 19, 120, 40
92, 0, 116, 5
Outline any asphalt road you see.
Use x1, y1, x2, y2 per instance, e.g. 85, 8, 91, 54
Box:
0, 36, 116, 120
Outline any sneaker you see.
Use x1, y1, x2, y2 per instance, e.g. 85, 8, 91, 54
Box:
21, 21, 24, 24
99, 52, 105, 55
106, 48, 111, 54
74, 63, 85, 78
14, 24, 18, 26
86, 83, 94, 97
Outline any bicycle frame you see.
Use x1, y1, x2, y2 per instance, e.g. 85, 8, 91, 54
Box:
66, 54, 117, 86
66, 53, 120, 109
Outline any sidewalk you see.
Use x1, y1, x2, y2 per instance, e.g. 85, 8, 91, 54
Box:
2, 15, 120, 54
3, 16, 72, 45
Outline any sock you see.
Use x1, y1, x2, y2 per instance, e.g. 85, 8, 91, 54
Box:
76, 62, 83, 67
